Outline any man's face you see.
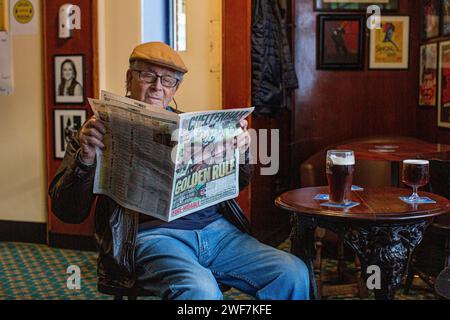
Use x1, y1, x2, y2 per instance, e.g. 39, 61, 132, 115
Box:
127, 61, 181, 108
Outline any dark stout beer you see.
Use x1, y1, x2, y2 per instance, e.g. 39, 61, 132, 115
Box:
326, 151, 355, 204
402, 160, 430, 188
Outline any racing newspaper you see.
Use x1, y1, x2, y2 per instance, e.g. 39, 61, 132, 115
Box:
88, 91, 253, 222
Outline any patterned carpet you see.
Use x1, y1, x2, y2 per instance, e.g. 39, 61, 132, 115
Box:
0, 240, 437, 300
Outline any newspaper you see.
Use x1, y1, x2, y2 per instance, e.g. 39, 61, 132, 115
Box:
89, 91, 253, 222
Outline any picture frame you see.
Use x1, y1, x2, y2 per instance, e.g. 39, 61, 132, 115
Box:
442, 0, 450, 37
419, 43, 438, 107
54, 109, 87, 159
314, 0, 399, 12
369, 16, 410, 70
438, 41, 450, 128
421, 0, 440, 41
54, 54, 85, 104
317, 15, 365, 70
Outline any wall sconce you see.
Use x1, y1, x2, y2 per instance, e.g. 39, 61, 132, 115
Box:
59, 4, 81, 39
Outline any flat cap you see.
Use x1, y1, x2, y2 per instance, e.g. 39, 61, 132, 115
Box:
129, 42, 188, 74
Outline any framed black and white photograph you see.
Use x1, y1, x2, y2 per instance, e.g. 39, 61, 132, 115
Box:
54, 54, 85, 104
54, 109, 87, 159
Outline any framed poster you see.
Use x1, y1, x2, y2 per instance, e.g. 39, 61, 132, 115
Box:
419, 43, 438, 107
369, 16, 410, 70
442, 0, 450, 37
438, 41, 450, 128
421, 0, 440, 40
314, 0, 399, 11
54, 54, 85, 104
317, 15, 365, 70
54, 109, 87, 159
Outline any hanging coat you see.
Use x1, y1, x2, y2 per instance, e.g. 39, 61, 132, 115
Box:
251, 0, 298, 116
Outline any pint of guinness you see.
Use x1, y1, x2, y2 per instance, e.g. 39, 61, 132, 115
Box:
326, 150, 355, 204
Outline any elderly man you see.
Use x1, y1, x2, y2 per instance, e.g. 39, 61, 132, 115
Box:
49, 42, 310, 300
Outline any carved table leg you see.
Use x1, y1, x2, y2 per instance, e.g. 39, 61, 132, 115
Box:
355, 255, 369, 298
337, 232, 346, 281
314, 227, 326, 299
290, 214, 318, 300
343, 220, 431, 300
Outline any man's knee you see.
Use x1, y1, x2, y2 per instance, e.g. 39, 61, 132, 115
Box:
256, 252, 310, 300
170, 274, 223, 300
277, 254, 310, 290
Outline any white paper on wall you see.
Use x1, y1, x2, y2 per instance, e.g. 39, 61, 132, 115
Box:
0, 31, 13, 95
10, 0, 38, 35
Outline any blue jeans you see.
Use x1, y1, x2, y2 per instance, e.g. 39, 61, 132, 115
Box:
135, 217, 310, 300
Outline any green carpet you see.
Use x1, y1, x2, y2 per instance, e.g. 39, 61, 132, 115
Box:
0, 241, 436, 300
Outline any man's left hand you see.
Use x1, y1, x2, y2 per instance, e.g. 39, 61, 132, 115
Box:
236, 120, 251, 154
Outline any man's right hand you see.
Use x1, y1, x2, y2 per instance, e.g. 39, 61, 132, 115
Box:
79, 116, 106, 165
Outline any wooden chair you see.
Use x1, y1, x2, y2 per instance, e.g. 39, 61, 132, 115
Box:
300, 135, 418, 299
404, 157, 450, 295
98, 280, 232, 300
98, 283, 155, 300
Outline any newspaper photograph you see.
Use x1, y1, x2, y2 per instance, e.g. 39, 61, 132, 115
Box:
89, 91, 253, 222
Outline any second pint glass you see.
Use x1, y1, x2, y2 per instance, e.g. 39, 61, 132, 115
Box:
326, 150, 355, 204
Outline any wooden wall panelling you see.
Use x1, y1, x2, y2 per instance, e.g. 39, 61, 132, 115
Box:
223, 0, 291, 245
43, 0, 98, 240
222, 0, 252, 219
292, 1, 421, 181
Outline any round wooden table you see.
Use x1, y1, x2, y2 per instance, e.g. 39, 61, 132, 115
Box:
337, 139, 450, 186
275, 186, 450, 300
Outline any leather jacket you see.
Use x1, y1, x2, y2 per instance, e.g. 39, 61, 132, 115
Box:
48, 134, 254, 289
251, 0, 298, 116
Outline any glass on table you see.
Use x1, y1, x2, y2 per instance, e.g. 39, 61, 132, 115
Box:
401, 159, 430, 202
326, 150, 355, 204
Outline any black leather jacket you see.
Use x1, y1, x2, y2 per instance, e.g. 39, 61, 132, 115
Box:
251, 0, 298, 116
48, 135, 254, 289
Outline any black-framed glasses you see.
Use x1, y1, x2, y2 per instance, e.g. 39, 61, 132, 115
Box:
132, 70, 180, 88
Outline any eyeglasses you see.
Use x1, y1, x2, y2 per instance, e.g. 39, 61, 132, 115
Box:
132, 70, 180, 88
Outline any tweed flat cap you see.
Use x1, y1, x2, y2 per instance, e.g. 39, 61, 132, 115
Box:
129, 42, 188, 74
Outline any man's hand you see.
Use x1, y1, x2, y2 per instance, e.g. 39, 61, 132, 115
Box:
79, 116, 106, 165
236, 119, 251, 154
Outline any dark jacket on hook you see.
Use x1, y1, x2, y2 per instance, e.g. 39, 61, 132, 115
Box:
252, 0, 298, 117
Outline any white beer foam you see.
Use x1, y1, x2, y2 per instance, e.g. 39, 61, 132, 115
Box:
330, 155, 355, 165
403, 160, 429, 165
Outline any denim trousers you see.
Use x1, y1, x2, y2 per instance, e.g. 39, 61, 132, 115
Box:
135, 217, 310, 300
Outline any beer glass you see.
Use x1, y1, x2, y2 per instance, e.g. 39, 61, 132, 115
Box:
402, 159, 430, 202
326, 150, 355, 204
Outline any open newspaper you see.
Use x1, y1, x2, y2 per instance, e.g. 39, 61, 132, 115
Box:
88, 91, 253, 222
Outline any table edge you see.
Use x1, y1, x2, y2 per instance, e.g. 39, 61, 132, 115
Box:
275, 194, 450, 223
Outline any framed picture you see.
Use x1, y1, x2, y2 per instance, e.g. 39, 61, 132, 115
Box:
438, 41, 450, 128
54, 109, 87, 159
419, 43, 438, 107
317, 15, 365, 70
369, 16, 410, 70
442, 0, 450, 37
421, 0, 440, 40
54, 54, 85, 104
314, 0, 399, 12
